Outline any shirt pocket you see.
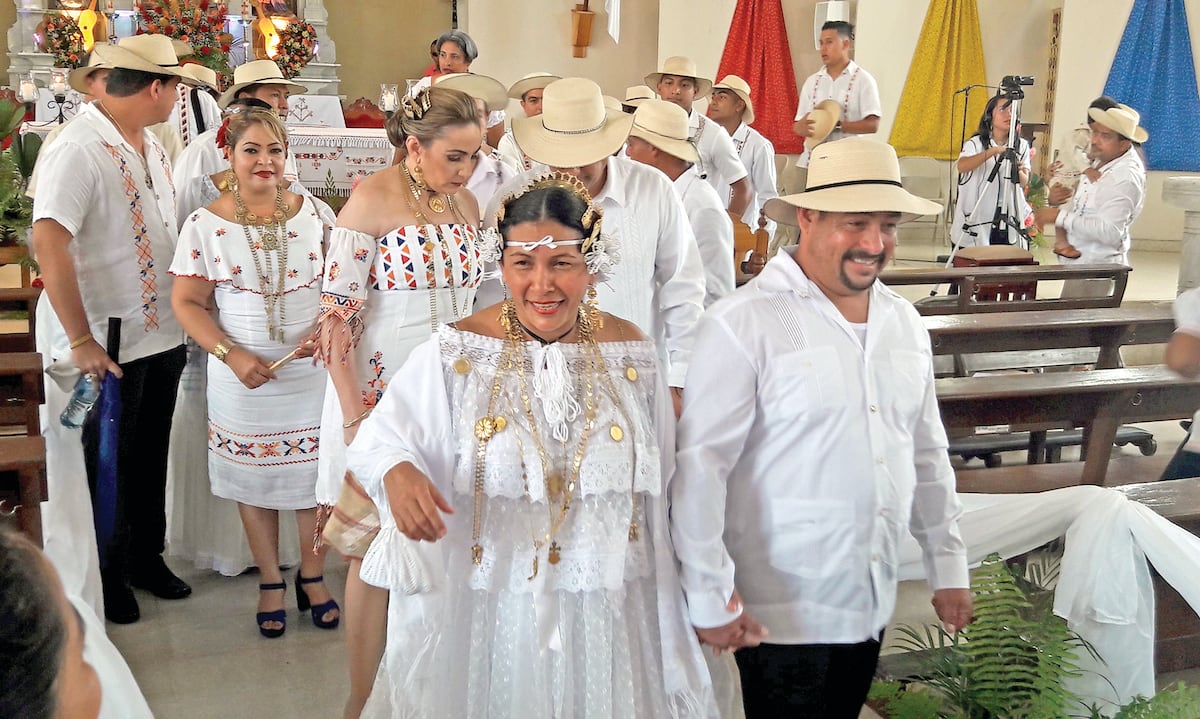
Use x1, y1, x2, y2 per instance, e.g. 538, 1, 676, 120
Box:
765, 499, 855, 579
887, 349, 930, 419
762, 347, 847, 419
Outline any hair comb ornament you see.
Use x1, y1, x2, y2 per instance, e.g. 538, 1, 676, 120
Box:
401, 87, 433, 121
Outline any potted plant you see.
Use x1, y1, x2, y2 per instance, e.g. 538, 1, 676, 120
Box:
0, 98, 42, 277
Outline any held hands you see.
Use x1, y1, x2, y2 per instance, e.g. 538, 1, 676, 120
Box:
932, 588, 974, 634
1047, 183, 1072, 207
383, 463, 454, 542
71, 339, 122, 380
693, 591, 768, 655
226, 346, 276, 389
797, 114, 815, 138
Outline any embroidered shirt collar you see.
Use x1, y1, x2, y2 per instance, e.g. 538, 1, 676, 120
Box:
820, 59, 859, 80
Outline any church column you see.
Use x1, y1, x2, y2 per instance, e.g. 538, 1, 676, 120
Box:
1164, 176, 1200, 295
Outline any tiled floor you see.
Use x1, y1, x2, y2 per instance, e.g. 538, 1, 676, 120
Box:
10, 234, 1194, 717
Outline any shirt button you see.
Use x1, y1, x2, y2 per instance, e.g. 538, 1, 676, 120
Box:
869, 404, 878, 413
876, 457, 885, 465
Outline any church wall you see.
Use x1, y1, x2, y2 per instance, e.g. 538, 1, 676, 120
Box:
461, 0, 659, 117
327, 0, 447, 103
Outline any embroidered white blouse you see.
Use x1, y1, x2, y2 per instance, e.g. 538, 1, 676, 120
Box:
32, 102, 184, 363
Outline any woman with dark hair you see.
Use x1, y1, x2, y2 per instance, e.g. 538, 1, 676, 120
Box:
315, 85, 484, 718
346, 173, 716, 717
170, 108, 338, 638
0, 528, 102, 719
951, 93, 1033, 249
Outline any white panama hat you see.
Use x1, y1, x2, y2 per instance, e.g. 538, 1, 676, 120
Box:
218, 59, 307, 108
764, 138, 943, 226
629, 99, 699, 163
511, 77, 635, 168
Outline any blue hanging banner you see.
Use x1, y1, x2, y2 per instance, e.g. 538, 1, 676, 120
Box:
1103, 0, 1200, 171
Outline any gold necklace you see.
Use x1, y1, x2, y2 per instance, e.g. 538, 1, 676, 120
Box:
469, 300, 640, 576
396, 174, 468, 331
401, 160, 448, 214
233, 183, 290, 342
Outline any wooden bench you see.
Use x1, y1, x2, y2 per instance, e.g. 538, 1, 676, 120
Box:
0, 286, 41, 353
924, 301, 1175, 377
881, 263, 1131, 315
0, 352, 43, 434
936, 366, 1200, 486
0, 435, 47, 546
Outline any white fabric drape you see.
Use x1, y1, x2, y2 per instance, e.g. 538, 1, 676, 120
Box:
606, 0, 620, 42
897, 486, 1200, 714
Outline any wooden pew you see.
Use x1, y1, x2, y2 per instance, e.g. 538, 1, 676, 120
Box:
0, 286, 41, 353
936, 366, 1200, 487
881, 263, 1131, 315
924, 301, 1175, 377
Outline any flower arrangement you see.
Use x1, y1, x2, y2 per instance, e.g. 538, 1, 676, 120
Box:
37, 14, 86, 69
136, 0, 234, 86
273, 19, 316, 79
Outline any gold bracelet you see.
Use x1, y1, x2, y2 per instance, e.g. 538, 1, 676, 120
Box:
68, 333, 93, 350
343, 407, 372, 429
211, 339, 237, 363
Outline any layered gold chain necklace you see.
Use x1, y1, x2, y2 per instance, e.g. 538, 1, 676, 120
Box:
398, 162, 469, 330
469, 300, 639, 579
233, 181, 291, 343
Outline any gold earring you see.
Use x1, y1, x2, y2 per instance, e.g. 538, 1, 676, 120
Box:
220, 168, 237, 192
586, 285, 602, 329
412, 161, 428, 192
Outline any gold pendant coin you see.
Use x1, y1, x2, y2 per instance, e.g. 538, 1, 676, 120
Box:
453, 357, 471, 374
610, 425, 624, 442
625, 366, 639, 382
429, 194, 447, 213
493, 416, 507, 432
474, 417, 496, 442
547, 472, 564, 498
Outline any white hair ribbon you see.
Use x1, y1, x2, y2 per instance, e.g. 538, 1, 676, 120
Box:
506, 234, 585, 252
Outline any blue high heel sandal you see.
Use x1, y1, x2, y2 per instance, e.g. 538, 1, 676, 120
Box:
296, 571, 340, 629
257, 581, 287, 638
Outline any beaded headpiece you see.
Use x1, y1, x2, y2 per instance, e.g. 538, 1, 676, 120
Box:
479, 171, 619, 280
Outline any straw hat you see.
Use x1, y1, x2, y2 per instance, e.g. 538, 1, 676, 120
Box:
434, 72, 509, 113
508, 72, 560, 100
511, 77, 635, 168
68, 49, 111, 94
171, 39, 194, 59
1087, 104, 1148, 143
178, 63, 218, 91
763, 139, 942, 226
807, 99, 842, 145
622, 85, 655, 111
602, 95, 623, 114
644, 56, 713, 99
83, 35, 194, 87
629, 100, 699, 163
712, 75, 754, 124
218, 59, 307, 108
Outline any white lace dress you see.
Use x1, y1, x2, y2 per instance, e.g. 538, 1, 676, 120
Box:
347, 327, 716, 718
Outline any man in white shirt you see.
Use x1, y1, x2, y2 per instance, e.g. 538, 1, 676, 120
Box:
708, 75, 779, 237
33, 35, 198, 624
626, 99, 734, 307
497, 72, 559, 173
502, 77, 706, 410
645, 57, 752, 218
1035, 104, 1147, 297
793, 22, 882, 181
671, 139, 972, 717
175, 60, 306, 190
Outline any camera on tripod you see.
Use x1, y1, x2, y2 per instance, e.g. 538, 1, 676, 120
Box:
1000, 75, 1035, 100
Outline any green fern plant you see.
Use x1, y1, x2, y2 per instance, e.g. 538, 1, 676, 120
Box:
878, 553, 1097, 718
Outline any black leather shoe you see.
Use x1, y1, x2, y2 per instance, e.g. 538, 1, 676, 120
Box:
104, 582, 141, 624
130, 556, 192, 600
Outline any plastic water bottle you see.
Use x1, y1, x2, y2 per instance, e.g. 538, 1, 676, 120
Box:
60, 373, 101, 428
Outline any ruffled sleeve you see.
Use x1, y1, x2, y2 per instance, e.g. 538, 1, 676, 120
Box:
318, 226, 377, 338
168, 210, 219, 280
346, 336, 456, 593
